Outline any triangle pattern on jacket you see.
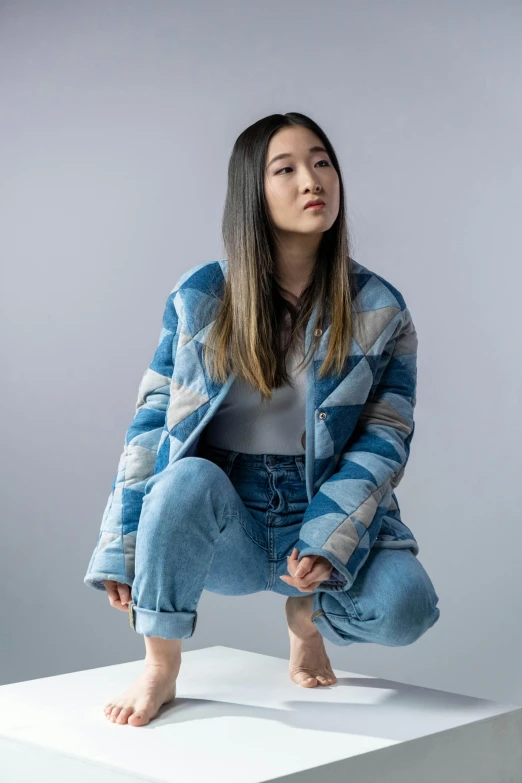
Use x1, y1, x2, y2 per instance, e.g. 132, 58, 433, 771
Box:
84, 257, 419, 594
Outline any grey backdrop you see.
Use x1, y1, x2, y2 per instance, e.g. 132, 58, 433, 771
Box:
2, 1, 521, 705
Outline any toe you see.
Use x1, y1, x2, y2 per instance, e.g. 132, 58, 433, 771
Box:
128, 710, 148, 726
110, 706, 122, 722
116, 707, 133, 724
315, 675, 330, 686
291, 670, 318, 687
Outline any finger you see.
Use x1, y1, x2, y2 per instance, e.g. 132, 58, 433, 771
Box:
107, 589, 126, 610
105, 584, 129, 611
283, 577, 322, 593
118, 584, 131, 606
301, 580, 323, 592
283, 564, 332, 589
286, 554, 299, 578
284, 564, 315, 586
105, 584, 118, 603
294, 556, 315, 578
281, 574, 316, 590
286, 554, 331, 585
286, 556, 297, 578
280, 575, 315, 592
296, 563, 332, 587
301, 577, 324, 592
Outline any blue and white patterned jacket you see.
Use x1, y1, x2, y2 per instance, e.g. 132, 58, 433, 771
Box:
84, 257, 419, 594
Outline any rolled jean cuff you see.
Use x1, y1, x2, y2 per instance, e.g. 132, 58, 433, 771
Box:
310, 593, 354, 647
128, 602, 197, 639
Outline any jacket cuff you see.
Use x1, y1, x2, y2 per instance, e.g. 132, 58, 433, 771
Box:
293, 540, 354, 592
84, 572, 133, 592
84, 532, 133, 592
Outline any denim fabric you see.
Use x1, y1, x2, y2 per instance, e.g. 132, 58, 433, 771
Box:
84, 257, 421, 595
128, 444, 440, 646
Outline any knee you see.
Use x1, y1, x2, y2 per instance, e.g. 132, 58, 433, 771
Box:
165, 456, 219, 480
378, 584, 440, 647
144, 456, 220, 497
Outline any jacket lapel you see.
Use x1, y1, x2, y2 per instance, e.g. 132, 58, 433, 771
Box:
168, 261, 389, 505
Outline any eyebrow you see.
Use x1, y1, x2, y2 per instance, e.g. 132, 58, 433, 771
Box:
267, 145, 328, 169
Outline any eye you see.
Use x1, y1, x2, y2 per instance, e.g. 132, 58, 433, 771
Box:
275, 159, 331, 175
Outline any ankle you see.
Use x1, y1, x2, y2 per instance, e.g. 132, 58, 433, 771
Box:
287, 594, 313, 605
144, 637, 182, 669
286, 595, 319, 636
287, 594, 315, 615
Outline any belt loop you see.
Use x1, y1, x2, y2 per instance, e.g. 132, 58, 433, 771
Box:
294, 455, 306, 483
224, 450, 240, 477
128, 600, 136, 630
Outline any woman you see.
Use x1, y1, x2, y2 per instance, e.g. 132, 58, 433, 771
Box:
85, 112, 440, 727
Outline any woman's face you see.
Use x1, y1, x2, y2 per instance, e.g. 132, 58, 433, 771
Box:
263, 126, 340, 236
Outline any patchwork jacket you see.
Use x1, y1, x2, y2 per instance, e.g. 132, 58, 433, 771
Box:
84, 257, 419, 594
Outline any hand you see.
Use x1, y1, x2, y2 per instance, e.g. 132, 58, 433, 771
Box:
103, 580, 132, 612
279, 548, 334, 592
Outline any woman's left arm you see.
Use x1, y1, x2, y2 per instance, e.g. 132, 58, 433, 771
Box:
294, 306, 418, 591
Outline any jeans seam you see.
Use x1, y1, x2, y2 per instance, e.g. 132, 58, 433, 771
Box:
230, 512, 268, 552
326, 591, 364, 622
347, 592, 364, 621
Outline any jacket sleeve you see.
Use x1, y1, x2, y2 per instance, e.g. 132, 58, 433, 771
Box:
83, 288, 179, 592
294, 306, 418, 592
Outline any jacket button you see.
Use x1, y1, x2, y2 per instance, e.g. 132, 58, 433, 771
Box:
319, 411, 327, 419
314, 328, 322, 336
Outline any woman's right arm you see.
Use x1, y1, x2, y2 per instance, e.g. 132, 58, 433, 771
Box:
83, 283, 182, 594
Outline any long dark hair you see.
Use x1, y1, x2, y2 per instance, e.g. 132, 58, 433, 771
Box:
203, 111, 356, 402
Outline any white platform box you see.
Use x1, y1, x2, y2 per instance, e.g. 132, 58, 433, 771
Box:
0, 645, 521, 783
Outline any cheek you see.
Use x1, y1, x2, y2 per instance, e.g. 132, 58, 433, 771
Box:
266, 188, 290, 217
264, 180, 284, 209
329, 183, 341, 210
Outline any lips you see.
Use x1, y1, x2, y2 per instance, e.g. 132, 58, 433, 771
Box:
304, 199, 325, 209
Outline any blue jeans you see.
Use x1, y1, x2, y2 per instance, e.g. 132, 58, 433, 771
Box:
128, 444, 440, 646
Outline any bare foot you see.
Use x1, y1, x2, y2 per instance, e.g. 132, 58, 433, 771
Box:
286, 595, 338, 688
104, 643, 181, 726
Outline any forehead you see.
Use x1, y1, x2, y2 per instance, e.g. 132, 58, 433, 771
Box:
266, 126, 324, 158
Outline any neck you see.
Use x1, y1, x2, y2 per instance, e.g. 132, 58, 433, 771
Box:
273, 235, 320, 298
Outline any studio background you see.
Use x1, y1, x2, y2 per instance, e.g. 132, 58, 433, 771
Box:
1, 0, 521, 704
